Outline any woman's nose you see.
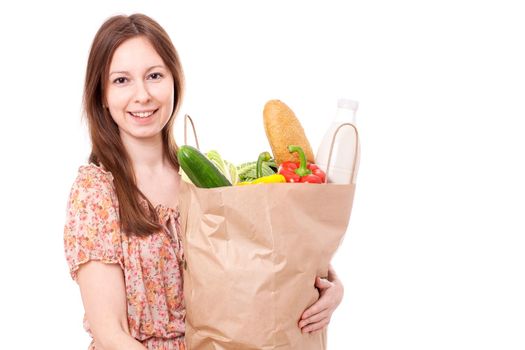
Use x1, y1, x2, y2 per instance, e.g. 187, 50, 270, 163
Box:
133, 81, 151, 103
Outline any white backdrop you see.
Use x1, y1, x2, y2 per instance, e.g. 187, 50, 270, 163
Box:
1, 0, 524, 349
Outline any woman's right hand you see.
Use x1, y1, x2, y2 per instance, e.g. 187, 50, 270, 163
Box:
77, 262, 147, 350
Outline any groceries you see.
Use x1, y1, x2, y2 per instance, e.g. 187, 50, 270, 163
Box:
177, 145, 232, 188
205, 150, 239, 185
263, 99, 315, 166
178, 99, 360, 349
236, 152, 284, 186
278, 145, 326, 184
236, 158, 277, 183
316, 98, 360, 184
177, 98, 359, 187
237, 174, 286, 185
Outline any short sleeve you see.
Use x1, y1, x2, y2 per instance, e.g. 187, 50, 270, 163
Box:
63, 165, 124, 281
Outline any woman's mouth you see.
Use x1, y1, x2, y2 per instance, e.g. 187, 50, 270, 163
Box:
128, 109, 158, 121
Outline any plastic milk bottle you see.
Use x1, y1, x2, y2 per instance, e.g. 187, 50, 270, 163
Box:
316, 98, 360, 184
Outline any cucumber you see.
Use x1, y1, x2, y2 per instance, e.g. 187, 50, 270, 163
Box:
177, 145, 232, 188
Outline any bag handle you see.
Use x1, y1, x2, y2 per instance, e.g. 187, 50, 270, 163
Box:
184, 114, 200, 150
323, 123, 360, 185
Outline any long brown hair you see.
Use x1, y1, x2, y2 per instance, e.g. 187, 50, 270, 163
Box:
83, 14, 184, 236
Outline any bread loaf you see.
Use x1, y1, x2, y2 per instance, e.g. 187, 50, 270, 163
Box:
263, 100, 314, 165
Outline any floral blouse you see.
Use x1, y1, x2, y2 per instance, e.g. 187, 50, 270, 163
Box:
63, 164, 186, 350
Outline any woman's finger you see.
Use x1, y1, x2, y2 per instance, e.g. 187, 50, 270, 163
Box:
298, 308, 330, 328
301, 298, 330, 321
315, 276, 334, 290
300, 277, 334, 320
301, 318, 330, 333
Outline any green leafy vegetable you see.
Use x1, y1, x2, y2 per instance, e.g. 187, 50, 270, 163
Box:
205, 150, 239, 185
237, 158, 277, 182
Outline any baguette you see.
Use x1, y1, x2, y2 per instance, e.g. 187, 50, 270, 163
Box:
263, 100, 314, 165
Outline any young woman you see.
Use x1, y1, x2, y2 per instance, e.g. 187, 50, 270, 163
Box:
64, 13, 344, 350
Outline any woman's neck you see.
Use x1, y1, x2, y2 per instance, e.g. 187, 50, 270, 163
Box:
120, 133, 179, 208
121, 134, 166, 174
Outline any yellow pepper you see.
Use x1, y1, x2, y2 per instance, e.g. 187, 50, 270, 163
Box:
251, 174, 286, 184
236, 174, 286, 186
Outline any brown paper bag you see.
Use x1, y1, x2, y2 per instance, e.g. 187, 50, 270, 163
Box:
178, 116, 359, 349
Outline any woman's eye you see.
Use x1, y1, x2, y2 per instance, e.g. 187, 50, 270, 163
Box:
113, 77, 128, 84
148, 72, 163, 80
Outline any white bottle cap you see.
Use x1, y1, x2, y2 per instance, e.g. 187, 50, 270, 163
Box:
337, 98, 359, 112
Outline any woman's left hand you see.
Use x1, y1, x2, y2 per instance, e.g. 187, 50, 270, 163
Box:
298, 266, 344, 333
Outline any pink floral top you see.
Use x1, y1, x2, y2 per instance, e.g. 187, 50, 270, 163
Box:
63, 164, 186, 350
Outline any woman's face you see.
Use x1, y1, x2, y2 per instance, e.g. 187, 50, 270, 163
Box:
106, 36, 174, 143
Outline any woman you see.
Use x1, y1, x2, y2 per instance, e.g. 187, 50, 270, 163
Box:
64, 13, 343, 349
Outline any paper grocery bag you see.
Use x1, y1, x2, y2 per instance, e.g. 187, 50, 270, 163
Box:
178, 181, 356, 349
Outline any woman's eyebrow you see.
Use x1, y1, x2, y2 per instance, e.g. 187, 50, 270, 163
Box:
109, 65, 165, 76
146, 64, 165, 71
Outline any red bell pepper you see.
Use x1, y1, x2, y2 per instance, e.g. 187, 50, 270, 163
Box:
278, 145, 326, 184
306, 163, 326, 183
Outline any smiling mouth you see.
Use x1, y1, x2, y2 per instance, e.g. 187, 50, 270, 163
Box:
128, 109, 158, 119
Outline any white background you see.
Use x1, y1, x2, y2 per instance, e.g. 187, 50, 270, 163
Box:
1, 0, 524, 349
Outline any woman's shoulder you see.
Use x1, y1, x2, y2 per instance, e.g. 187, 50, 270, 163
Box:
79, 162, 113, 178
72, 163, 115, 194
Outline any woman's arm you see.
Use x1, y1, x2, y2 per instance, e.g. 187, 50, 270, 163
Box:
77, 262, 147, 350
298, 264, 344, 333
